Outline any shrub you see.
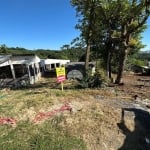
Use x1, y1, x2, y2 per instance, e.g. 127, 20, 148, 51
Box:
78, 68, 108, 88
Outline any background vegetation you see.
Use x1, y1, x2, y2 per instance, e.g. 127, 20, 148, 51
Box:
1, 0, 150, 83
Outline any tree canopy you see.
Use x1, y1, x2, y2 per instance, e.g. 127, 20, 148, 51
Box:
71, 0, 150, 83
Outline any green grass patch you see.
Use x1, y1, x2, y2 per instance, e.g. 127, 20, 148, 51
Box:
0, 117, 86, 150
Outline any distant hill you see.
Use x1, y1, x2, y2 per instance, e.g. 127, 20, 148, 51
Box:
0, 45, 85, 61
137, 50, 150, 60
140, 50, 150, 53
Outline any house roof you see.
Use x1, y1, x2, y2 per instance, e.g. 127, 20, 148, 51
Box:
12, 54, 37, 56
11, 55, 40, 65
40, 59, 70, 65
0, 54, 40, 66
0, 55, 11, 65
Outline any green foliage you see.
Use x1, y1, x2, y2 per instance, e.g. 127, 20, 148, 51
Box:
125, 51, 150, 71
135, 51, 150, 61
126, 54, 147, 70
0, 44, 8, 54
131, 58, 146, 67
78, 68, 108, 88
61, 48, 85, 61
71, 0, 150, 83
126, 51, 150, 69
0, 45, 84, 61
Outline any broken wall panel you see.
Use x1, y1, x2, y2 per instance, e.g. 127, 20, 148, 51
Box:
0, 65, 13, 78
13, 64, 28, 78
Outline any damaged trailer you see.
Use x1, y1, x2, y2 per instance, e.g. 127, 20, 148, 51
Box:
0, 54, 41, 88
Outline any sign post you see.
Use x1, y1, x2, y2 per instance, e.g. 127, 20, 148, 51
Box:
61, 82, 63, 91
56, 67, 66, 91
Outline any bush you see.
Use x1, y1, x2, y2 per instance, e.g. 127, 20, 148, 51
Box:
78, 68, 108, 88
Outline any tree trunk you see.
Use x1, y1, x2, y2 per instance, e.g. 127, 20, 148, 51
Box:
106, 51, 112, 79
84, 1, 95, 76
109, 53, 112, 79
115, 48, 128, 84
85, 40, 91, 72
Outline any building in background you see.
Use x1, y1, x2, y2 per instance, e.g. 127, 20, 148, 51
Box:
40, 59, 70, 71
0, 54, 41, 88
40, 59, 70, 77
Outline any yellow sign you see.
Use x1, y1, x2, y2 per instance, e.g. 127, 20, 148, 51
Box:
56, 67, 66, 77
56, 67, 66, 91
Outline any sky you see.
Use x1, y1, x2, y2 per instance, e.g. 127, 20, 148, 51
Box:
0, 0, 150, 51
0, 0, 80, 50
141, 17, 150, 51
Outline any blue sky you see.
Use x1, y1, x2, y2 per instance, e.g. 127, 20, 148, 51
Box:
0, 0, 80, 50
0, 0, 150, 51
141, 17, 150, 51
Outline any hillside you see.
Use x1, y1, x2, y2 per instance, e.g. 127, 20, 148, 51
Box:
0, 74, 150, 150
0, 45, 85, 61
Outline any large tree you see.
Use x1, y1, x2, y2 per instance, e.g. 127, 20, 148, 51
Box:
0, 44, 8, 54
71, 0, 150, 84
112, 0, 150, 83
71, 0, 99, 74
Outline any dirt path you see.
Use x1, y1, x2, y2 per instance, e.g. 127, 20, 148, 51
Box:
77, 74, 150, 150
101, 74, 150, 150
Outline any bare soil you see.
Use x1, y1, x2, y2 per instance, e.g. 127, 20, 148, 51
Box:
62, 73, 150, 150
107, 74, 150, 150
0, 73, 150, 150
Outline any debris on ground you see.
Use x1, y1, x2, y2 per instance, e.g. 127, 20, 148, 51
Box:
32, 103, 72, 123
0, 117, 17, 127
0, 74, 150, 149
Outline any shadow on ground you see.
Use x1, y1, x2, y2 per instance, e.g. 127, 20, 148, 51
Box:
118, 108, 150, 150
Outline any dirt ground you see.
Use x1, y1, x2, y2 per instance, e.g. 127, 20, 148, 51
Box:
62, 73, 150, 150
92, 73, 150, 150
0, 73, 150, 150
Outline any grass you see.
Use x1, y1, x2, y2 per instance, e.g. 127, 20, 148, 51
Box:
0, 119, 86, 150
0, 78, 88, 150
1, 77, 144, 150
